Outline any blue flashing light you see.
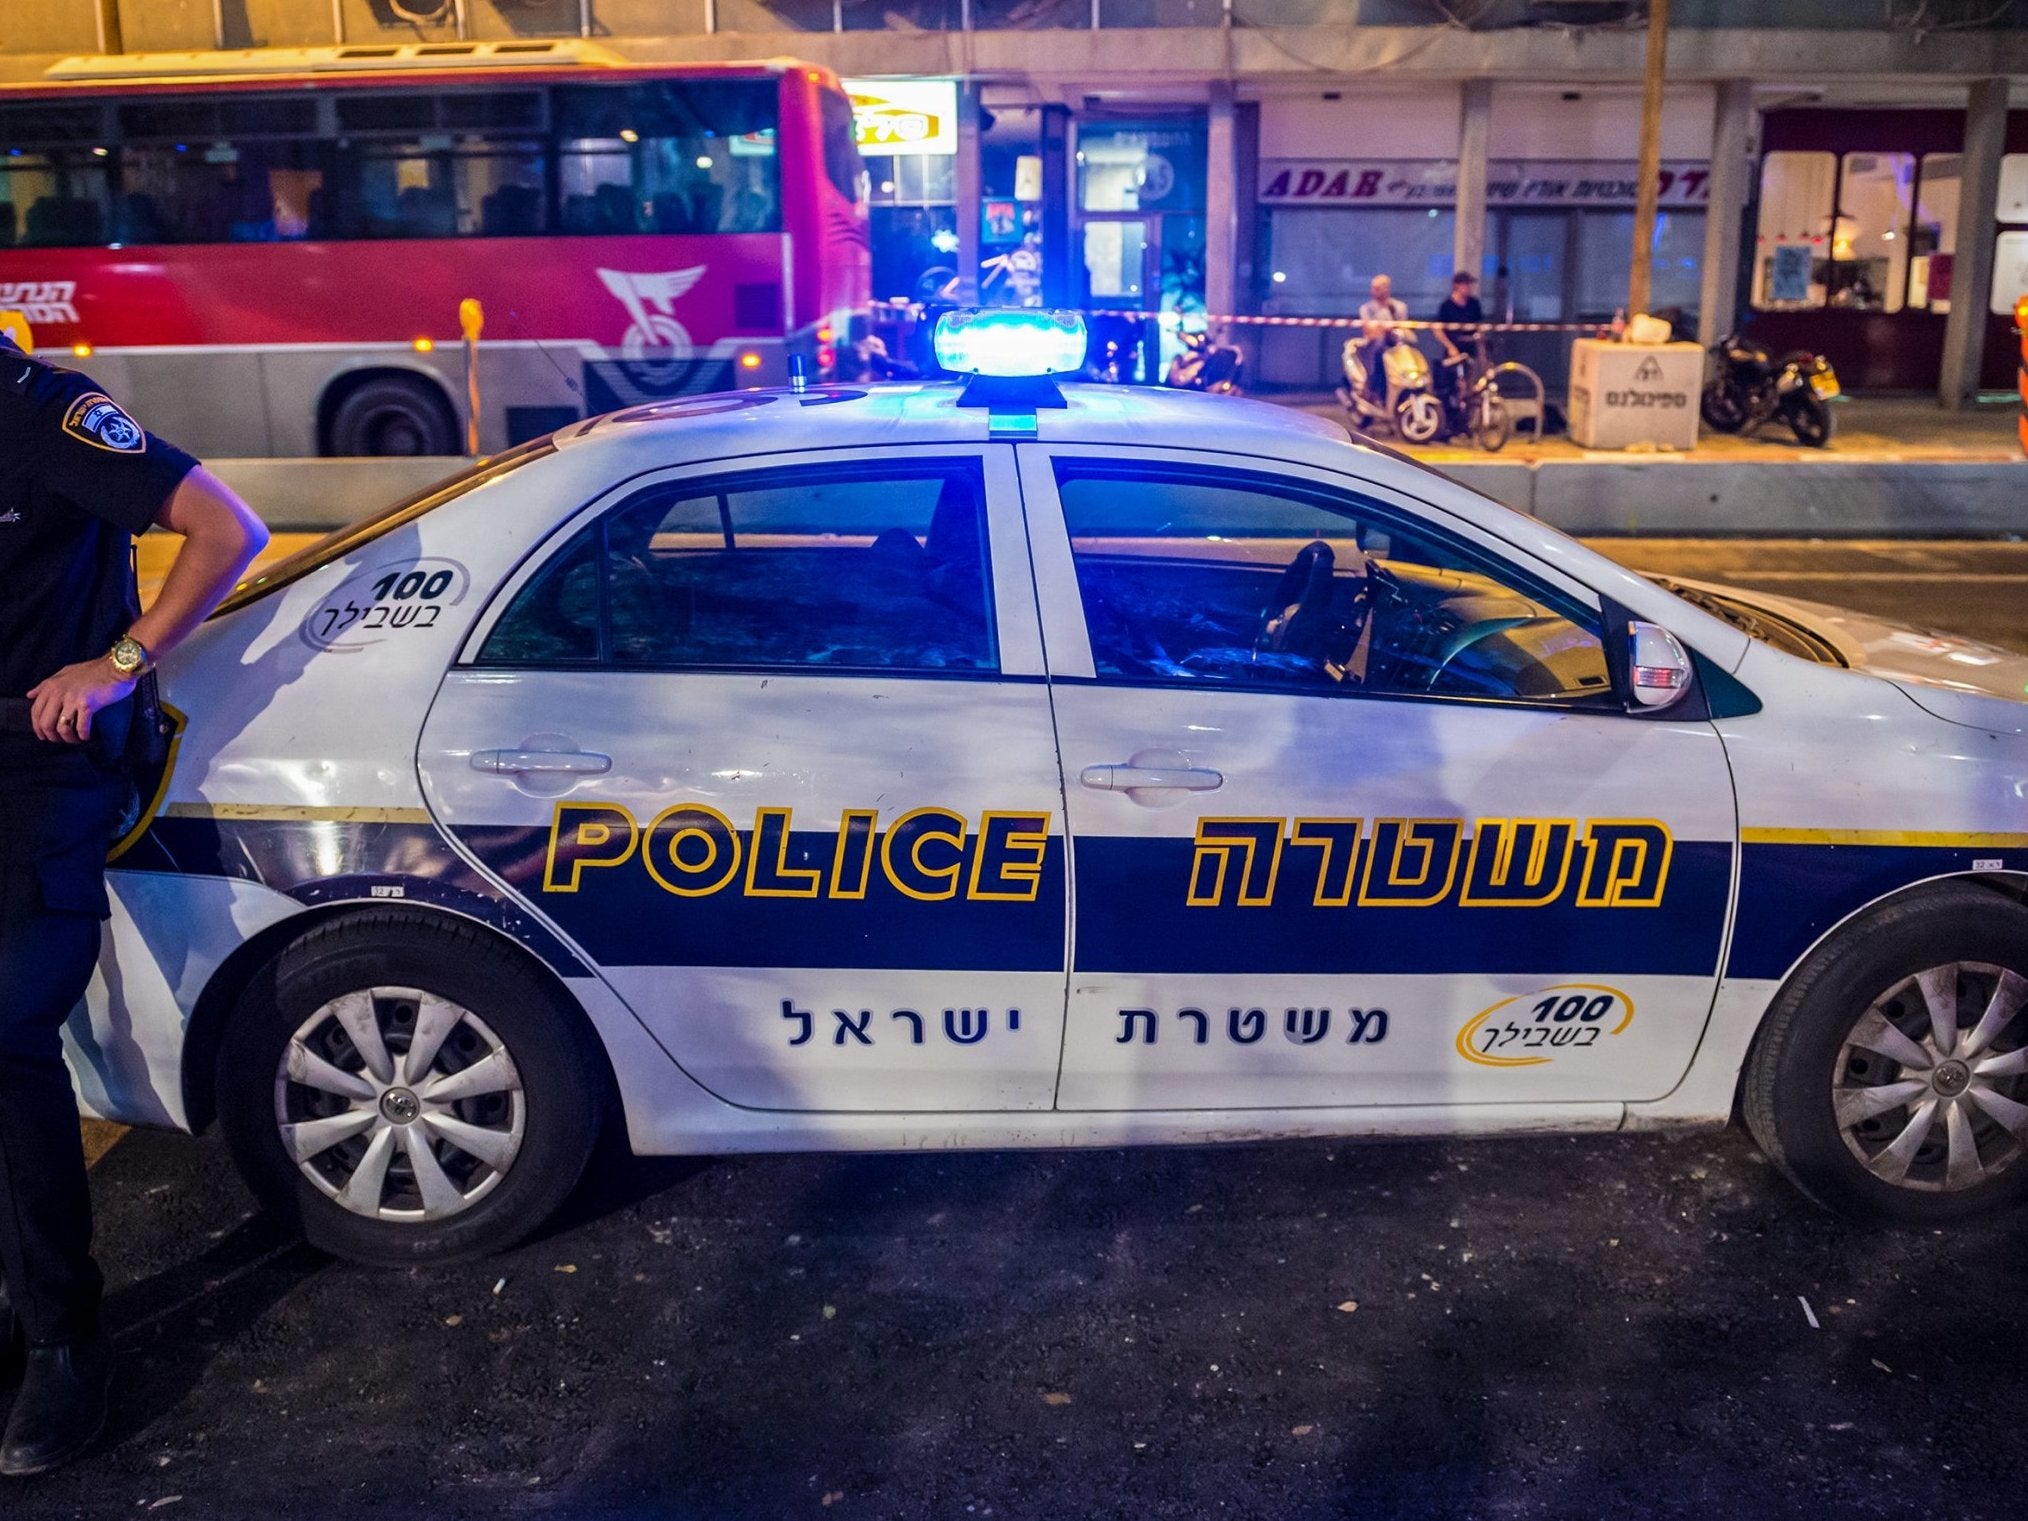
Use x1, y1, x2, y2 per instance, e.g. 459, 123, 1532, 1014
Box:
933, 309, 1087, 379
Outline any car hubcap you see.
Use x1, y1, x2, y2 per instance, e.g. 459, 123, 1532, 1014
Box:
275, 987, 526, 1222
1834, 962, 2028, 1192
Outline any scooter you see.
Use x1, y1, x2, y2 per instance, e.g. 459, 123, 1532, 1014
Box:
1338, 336, 1443, 443
1701, 333, 1840, 447
1165, 328, 1244, 394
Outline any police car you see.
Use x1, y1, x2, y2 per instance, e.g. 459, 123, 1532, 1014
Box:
77, 310, 2028, 1264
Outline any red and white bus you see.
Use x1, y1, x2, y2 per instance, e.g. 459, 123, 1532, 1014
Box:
0, 41, 869, 456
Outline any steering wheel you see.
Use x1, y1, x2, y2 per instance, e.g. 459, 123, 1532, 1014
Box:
1252, 540, 1342, 671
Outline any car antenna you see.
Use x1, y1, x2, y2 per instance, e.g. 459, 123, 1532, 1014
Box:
505, 308, 583, 402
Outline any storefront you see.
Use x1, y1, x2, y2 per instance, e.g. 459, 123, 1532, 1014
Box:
849, 77, 961, 306
1749, 108, 2028, 393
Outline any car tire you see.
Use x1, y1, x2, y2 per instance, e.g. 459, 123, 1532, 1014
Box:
327, 375, 458, 457
1743, 884, 2028, 1224
218, 913, 608, 1266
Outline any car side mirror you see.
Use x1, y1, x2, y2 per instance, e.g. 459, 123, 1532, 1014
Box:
1627, 621, 1693, 710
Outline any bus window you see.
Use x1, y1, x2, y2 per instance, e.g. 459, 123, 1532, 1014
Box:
820, 88, 868, 206
556, 81, 780, 235
0, 153, 110, 248
117, 141, 326, 244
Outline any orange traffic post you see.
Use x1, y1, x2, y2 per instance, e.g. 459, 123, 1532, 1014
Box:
2016, 294, 2028, 458
460, 298, 485, 456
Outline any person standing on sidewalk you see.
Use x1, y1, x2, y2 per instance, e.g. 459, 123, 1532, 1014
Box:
0, 333, 266, 1475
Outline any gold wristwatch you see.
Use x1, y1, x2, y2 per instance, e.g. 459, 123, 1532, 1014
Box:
107, 635, 152, 678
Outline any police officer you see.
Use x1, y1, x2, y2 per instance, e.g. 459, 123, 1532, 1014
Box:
0, 334, 266, 1475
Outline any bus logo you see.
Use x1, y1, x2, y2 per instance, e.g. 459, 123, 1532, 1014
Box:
598, 266, 706, 385
0, 281, 78, 325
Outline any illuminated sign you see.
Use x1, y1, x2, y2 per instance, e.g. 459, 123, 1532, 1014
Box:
844, 77, 958, 158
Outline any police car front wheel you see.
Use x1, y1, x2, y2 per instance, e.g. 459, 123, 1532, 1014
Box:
218, 914, 608, 1266
1744, 885, 2028, 1223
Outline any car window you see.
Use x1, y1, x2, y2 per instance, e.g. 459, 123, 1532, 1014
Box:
1054, 461, 1615, 706
481, 460, 997, 674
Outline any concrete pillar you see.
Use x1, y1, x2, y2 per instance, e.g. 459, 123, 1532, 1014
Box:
1940, 78, 2009, 410
1697, 79, 1754, 348
955, 81, 982, 306
1206, 82, 1238, 320
1454, 79, 1491, 285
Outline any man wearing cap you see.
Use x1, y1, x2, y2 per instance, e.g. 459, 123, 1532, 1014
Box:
0, 333, 266, 1474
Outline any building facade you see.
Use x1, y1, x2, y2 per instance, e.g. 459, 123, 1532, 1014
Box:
5, 1, 2027, 398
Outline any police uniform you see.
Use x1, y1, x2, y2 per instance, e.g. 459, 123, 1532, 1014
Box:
0, 346, 196, 1354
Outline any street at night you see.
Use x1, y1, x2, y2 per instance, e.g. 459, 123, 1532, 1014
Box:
10, 0, 2028, 1512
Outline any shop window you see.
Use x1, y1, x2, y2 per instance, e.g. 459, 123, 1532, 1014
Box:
1753, 150, 1913, 313
1078, 121, 1206, 214
1997, 152, 2028, 224
1992, 230, 2028, 318
1576, 210, 1705, 320
1753, 150, 1835, 310
866, 152, 960, 304
1832, 152, 1912, 312
1264, 207, 1456, 316
1909, 153, 1960, 312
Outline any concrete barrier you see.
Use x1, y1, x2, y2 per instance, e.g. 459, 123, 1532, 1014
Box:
211, 452, 2028, 538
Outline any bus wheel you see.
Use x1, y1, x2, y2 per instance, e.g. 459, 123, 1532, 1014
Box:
328, 375, 459, 457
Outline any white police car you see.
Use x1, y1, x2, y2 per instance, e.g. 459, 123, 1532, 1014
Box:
76, 311, 2028, 1263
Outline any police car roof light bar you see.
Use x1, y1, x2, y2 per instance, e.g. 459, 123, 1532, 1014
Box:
935, 308, 1085, 410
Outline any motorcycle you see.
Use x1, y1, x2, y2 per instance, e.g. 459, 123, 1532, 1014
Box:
1700, 334, 1840, 447
1164, 327, 1244, 395
1337, 336, 1443, 444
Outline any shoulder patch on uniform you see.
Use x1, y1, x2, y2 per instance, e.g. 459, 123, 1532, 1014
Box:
62, 392, 146, 454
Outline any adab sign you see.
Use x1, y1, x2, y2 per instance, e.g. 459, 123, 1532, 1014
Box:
1259, 159, 1713, 208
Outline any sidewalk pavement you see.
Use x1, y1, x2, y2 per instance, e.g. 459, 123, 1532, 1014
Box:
1272, 394, 2028, 536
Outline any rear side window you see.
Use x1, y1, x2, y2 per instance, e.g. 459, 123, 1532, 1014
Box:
480, 460, 997, 674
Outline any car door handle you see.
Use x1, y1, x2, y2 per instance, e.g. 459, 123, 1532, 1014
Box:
471, 748, 613, 777
1080, 764, 1224, 793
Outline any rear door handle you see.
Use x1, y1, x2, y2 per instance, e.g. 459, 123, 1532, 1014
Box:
471, 748, 613, 777
1080, 764, 1224, 793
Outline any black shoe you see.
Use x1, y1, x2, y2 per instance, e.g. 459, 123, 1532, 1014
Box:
0, 1335, 109, 1477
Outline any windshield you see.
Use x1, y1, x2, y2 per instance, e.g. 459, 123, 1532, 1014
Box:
1650, 576, 1847, 667
215, 438, 556, 617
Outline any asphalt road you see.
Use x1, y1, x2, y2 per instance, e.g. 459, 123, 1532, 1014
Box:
32, 534, 2028, 1519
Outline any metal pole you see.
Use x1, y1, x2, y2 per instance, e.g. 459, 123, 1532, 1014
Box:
579, 0, 592, 39
452, 0, 470, 41
704, 0, 717, 34
1628, 0, 1670, 317
213, 0, 227, 48
96, 0, 124, 54
333, 0, 347, 44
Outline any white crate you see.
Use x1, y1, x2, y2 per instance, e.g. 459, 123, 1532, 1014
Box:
1567, 338, 1703, 450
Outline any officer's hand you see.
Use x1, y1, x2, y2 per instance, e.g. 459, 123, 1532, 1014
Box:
25, 659, 137, 745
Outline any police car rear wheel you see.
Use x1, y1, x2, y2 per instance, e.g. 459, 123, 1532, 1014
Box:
219, 915, 607, 1266
1744, 886, 2028, 1223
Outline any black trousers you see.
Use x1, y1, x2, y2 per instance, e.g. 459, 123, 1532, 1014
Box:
0, 752, 125, 1345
